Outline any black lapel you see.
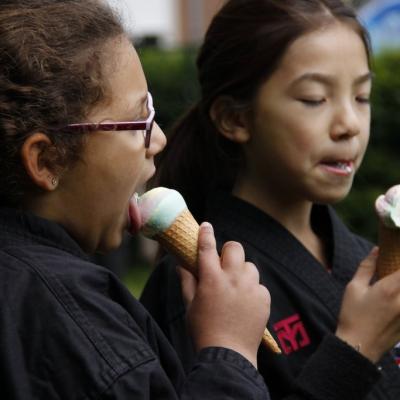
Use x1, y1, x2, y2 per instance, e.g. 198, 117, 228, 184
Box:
206, 193, 371, 319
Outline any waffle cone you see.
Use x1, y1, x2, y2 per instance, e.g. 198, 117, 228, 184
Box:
155, 209, 281, 354
155, 209, 199, 275
262, 328, 281, 354
377, 222, 400, 279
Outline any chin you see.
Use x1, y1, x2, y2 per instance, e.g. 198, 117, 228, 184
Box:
97, 234, 124, 254
315, 186, 352, 205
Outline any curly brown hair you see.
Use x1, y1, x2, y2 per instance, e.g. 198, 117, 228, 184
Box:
0, 0, 124, 207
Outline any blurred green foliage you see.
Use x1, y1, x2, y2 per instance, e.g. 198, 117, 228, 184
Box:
138, 47, 200, 133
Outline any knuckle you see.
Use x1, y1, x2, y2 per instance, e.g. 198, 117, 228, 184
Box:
224, 241, 244, 253
198, 239, 213, 252
380, 283, 398, 301
245, 261, 260, 279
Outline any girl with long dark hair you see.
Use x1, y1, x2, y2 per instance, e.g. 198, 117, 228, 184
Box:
141, 1, 400, 399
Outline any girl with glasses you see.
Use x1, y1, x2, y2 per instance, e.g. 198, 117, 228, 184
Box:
141, 0, 400, 399
0, 0, 273, 398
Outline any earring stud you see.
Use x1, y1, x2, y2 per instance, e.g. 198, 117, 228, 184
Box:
51, 176, 58, 186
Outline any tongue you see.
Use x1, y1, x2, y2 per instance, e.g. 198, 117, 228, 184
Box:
128, 196, 142, 235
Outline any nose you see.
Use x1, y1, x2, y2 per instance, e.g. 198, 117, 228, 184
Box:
330, 101, 361, 141
146, 122, 167, 157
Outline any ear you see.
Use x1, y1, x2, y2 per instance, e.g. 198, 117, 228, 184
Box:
21, 133, 58, 191
209, 96, 251, 144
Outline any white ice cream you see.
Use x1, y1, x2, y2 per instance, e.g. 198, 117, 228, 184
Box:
375, 185, 400, 229
138, 187, 187, 237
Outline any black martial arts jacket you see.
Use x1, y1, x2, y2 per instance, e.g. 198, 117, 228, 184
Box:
141, 191, 400, 400
0, 207, 269, 399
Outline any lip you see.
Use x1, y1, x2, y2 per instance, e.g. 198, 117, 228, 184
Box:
127, 193, 142, 235
319, 159, 355, 177
127, 165, 156, 235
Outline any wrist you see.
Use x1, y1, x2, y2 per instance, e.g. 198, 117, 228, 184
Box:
335, 331, 381, 363
195, 336, 258, 368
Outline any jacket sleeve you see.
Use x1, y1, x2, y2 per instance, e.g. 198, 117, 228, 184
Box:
283, 334, 381, 400
182, 347, 270, 400
102, 347, 270, 400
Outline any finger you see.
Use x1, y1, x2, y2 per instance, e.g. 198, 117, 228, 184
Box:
197, 222, 221, 280
243, 261, 261, 283
220, 241, 245, 272
352, 247, 379, 285
178, 266, 197, 308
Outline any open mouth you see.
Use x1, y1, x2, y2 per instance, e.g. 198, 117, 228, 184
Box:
320, 160, 354, 175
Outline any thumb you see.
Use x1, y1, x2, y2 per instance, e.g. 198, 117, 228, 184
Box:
197, 222, 221, 280
178, 266, 197, 308
352, 247, 379, 285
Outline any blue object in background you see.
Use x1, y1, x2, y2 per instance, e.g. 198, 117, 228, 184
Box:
359, 0, 400, 53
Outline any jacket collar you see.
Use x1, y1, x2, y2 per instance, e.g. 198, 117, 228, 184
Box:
205, 191, 371, 317
0, 207, 89, 260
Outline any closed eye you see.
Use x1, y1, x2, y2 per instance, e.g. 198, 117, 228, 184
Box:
356, 96, 370, 104
298, 98, 326, 107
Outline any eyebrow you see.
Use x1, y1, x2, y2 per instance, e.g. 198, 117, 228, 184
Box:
290, 71, 374, 87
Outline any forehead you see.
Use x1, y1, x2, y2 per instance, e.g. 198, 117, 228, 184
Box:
272, 22, 369, 83
107, 37, 147, 100
87, 36, 147, 121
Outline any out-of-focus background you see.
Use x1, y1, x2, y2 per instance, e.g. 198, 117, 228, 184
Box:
97, 0, 400, 297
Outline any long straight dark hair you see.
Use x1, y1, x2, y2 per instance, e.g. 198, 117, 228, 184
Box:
154, 0, 371, 220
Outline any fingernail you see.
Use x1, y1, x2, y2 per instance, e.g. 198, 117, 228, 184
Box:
200, 221, 213, 232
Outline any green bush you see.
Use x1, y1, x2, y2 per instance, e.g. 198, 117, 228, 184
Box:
139, 47, 199, 133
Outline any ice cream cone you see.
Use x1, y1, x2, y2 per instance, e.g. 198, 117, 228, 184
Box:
377, 222, 400, 279
262, 328, 281, 354
375, 185, 400, 280
137, 187, 281, 354
157, 208, 281, 353
156, 208, 199, 275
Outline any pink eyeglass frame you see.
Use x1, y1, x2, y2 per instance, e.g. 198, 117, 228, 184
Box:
63, 92, 155, 148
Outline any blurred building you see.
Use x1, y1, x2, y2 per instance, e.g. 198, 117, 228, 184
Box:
106, 0, 225, 47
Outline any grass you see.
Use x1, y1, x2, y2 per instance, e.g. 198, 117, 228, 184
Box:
121, 264, 153, 299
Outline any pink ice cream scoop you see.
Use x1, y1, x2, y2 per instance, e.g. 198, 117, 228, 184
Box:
136, 187, 199, 274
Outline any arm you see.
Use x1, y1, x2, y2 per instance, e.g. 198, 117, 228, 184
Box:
283, 334, 381, 400
108, 223, 271, 399
284, 247, 400, 400
335, 247, 400, 363
102, 348, 269, 400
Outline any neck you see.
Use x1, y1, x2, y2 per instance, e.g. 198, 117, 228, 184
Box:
232, 179, 329, 269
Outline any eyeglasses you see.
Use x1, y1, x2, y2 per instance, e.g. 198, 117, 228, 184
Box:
62, 92, 155, 148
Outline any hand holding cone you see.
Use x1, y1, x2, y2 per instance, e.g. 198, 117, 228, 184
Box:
137, 187, 281, 353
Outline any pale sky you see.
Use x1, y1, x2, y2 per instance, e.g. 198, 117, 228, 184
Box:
105, 0, 178, 42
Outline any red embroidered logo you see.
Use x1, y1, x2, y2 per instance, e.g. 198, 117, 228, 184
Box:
273, 314, 311, 355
